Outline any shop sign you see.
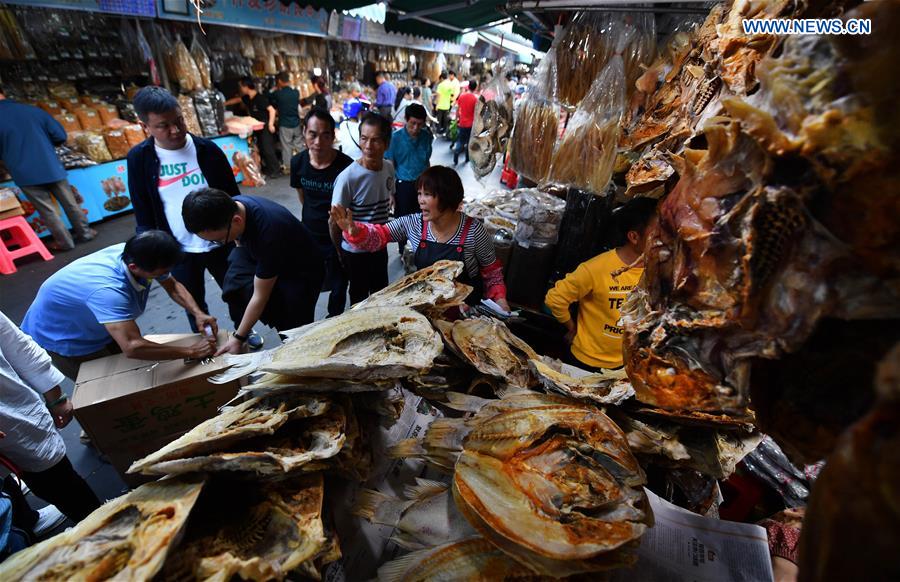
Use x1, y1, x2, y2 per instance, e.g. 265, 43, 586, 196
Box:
156, 0, 329, 37
4, 0, 156, 17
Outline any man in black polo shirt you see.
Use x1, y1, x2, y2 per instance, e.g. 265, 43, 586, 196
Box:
182, 189, 325, 355
290, 108, 353, 316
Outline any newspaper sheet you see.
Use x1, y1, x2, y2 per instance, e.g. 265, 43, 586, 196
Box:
611, 489, 774, 582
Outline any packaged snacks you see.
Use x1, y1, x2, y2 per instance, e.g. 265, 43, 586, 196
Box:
103, 128, 130, 159
177, 94, 203, 135
74, 132, 113, 163
38, 102, 63, 116
124, 124, 146, 148
192, 90, 219, 137
58, 97, 81, 111
47, 82, 78, 100
55, 145, 97, 169
173, 37, 203, 92
75, 107, 103, 131
54, 113, 82, 133
80, 95, 103, 106
97, 103, 121, 125
548, 57, 626, 194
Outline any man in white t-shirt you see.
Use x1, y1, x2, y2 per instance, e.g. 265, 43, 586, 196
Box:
127, 87, 250, 338
330, 113, 395, 304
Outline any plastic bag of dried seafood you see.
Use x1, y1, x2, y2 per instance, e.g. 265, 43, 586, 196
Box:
173, 36, 203, 92
547, 56, 626, 194
514, 189, 566, 247
73, 132, 113, 163
192, 90, 219, 137
190, 32, 212, 90
177, 94, 203, 136
55, 145, 96, 169
508, 52, 559, 183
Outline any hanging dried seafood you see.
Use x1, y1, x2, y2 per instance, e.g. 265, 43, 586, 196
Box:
554, 12, 611, 107
508, 99, 558, 184
547, 56, 625, 194
469, 74, 514, 179
178, 94, 203, 136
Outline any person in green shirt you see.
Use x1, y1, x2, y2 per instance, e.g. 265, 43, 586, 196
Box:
270, 72, 302, 174
435, 72, 456, 136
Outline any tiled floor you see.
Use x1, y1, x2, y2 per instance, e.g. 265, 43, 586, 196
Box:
0, 127, 505, 517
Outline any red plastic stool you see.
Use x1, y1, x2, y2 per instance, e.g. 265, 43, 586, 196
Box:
0, 216, 54, 275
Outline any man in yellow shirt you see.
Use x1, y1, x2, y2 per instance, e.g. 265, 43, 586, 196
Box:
545, 198, 658, 371
435, 72, 457, 136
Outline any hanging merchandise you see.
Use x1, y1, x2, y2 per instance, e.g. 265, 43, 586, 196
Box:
177, 94, 203, 136
552, 188, 617, 279
0, 6, 35, 60
514, 189, 566, 247
547, 56, 626, 194
173, 36, 203, 92
190, 32, 212, 90
239, 30, 256, 58
508, 53, 559, 184
469, 72, 514, 180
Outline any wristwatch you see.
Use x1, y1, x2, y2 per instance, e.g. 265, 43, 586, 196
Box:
233, 331, 249, 343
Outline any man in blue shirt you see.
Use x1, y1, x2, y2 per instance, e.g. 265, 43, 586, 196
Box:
21, 231, 218, 380
385, 104, 432, 263
0, 86, 94, 252
375, 73, 397, 120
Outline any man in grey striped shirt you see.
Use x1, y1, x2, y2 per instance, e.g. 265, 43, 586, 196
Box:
330, 113, 396, 304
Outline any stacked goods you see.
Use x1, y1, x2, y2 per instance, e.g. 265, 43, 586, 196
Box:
74, 107, 102, 131
123, 124, 146, 148
73, 132, 112, 163
173, 36, 203, 92
514, 189, 565, 247
177, 94, 203, 136
102, 128, 129, 159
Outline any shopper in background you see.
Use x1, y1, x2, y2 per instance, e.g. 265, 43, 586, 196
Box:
454, 80, 478, 166
291, 108, 353, 317
385, 104, 432, 267
128, 86, 249, 338
420, 77, 434, 120
21, 231, 218, 381
330, 113, 395, 304
0, 311, 101, 529
0, 86, 95, 252
236, 77, 280, 178
270, 72, 302, 175
435, 72, 455, 135
182, 189, 325, 353
330, 165, 509, 311
544, 198, 658, 371
375, 72, 397, 120
392, 86, 415, 128
301, 76, 330, 111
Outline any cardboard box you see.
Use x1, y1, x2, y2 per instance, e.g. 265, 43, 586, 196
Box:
0, 206, 24, 221
0, 187, 21, 213
73, 332, 241, 486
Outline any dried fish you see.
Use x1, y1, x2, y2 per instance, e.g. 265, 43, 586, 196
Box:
129, 392, 331, 474
210, 307, 443, 384
352, 260, 471, 313
353, 478, 476, 550
158, 474, 330, 581
377, 537, 546, 582
130, 401, 350, 477
508, 99, 559, 184
437, 317, 538, 390
0, 476, 205, 581
529, 358, 634, 405
452, 402, 650, 576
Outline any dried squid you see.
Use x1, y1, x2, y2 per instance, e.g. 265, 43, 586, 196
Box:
0, 476, 205, 581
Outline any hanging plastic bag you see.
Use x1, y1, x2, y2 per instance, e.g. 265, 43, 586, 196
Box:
554, 12, 613, 107
547, 56, 626, 194
177, 94, 203, 136
173, 36, 203, 92
192, 90, 219, 137
514, 189, 566, 247
508, 51, 559, 183
190, 32, 212, 90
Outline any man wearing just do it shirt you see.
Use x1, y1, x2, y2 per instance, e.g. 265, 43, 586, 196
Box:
127, 86, 244, 333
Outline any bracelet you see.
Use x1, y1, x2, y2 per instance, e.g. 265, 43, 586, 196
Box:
46, 395, 69, 408
233, 331, 249, 343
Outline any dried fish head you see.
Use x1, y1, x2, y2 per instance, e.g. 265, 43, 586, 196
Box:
453, 404, 650, 575
0, 476, 205, 581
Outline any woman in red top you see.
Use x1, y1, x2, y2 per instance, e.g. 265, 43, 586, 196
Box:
329, 165, 509, 311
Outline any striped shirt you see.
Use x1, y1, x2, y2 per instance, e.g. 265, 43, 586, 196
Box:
387, 213, 496, 279
332, 159, 396, 253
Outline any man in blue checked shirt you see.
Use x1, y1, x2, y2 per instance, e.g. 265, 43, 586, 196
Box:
385, 104, 432, 265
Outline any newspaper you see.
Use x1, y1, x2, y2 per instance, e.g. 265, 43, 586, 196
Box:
325, 388, 445, 582
611, 489, 774, 582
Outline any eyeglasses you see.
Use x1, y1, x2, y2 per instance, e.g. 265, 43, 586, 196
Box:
212, 220, 232, 247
